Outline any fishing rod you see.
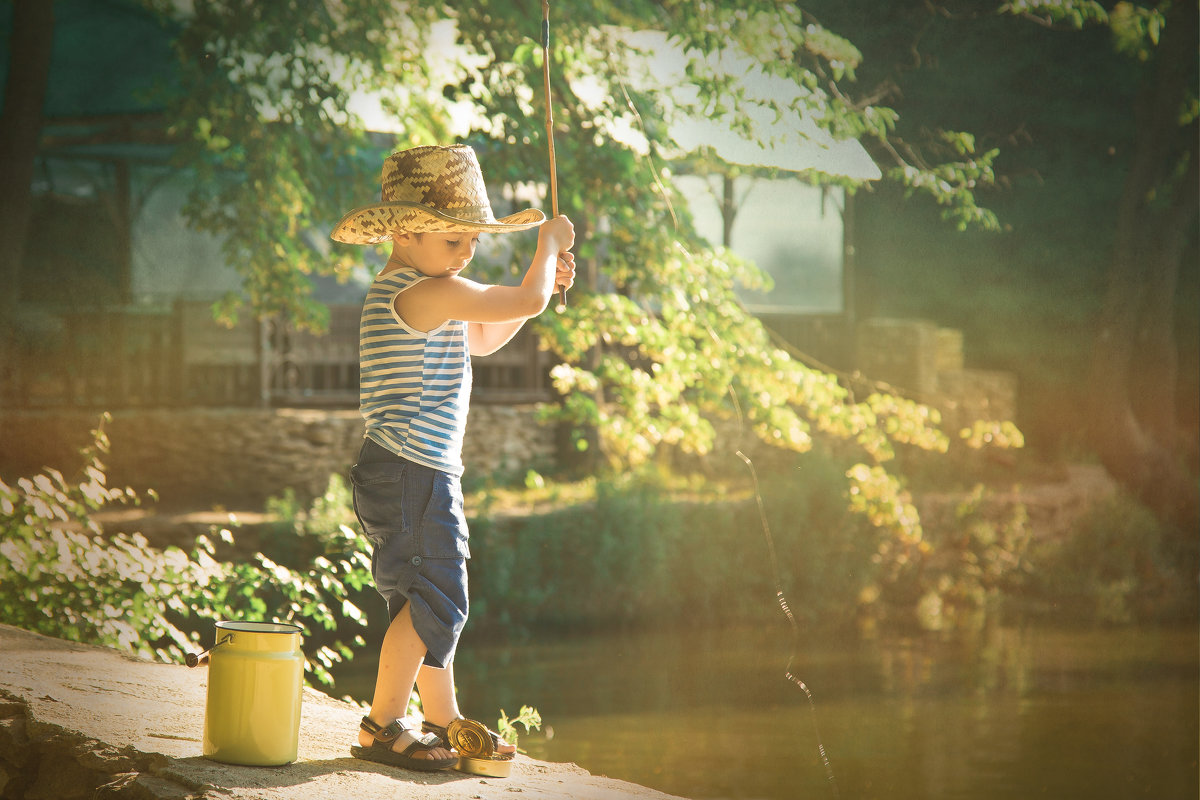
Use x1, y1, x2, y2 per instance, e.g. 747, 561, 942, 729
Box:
541, 0, 567, 312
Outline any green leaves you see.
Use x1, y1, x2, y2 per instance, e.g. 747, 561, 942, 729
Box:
999, 0, 1109, 29
144, 0, 446, 331
1108, 2, 1168, 60
888, 146, 1002, 232
1, 420, 196, 660
999, 0, 1167, 61
496, 705, 542, 751
195, 117, 232, 152
0, 422, 374, 688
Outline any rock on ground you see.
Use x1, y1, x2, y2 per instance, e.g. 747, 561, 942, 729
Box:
0, 624, 688, 800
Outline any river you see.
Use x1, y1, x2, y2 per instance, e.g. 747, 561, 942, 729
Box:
334, 620, 1198, 800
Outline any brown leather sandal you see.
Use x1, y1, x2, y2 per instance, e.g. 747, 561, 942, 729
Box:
350, 716, 458, 772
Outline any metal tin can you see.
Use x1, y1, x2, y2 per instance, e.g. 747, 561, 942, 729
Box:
201, 620, 304, 766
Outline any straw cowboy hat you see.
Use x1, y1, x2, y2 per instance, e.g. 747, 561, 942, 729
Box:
330, 144, 545, 244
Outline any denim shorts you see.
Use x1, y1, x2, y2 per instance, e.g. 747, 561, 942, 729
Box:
349, 437, 470, 669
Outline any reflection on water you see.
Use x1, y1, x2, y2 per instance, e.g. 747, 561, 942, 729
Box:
335, 621, 1199, 800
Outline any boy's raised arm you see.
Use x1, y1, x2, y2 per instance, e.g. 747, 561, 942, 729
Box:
469, 250, 575, 355
398, 216, 575, 337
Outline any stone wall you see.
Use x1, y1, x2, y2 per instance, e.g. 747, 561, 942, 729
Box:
753, 314, 1018, 433
856, 317, 1017, 431
857, 317, 946, 396
0, 405, 556, 508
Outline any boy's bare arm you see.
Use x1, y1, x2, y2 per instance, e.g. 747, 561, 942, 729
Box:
398, 217, 575, 336
469, 252, 575, 355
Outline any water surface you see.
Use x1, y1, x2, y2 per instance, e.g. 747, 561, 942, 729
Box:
337, 621, 1198, 799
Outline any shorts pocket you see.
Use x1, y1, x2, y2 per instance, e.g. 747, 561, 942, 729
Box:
350, 460, 408, 545
414, 469, 471, 559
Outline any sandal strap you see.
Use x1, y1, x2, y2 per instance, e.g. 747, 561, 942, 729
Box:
361, 716, 441, 749
360, 715, 397, 742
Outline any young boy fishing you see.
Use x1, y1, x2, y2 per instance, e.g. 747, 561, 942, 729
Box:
330, 144, 575, 772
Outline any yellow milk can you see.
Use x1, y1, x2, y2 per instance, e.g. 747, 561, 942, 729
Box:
196, 621, 305, 766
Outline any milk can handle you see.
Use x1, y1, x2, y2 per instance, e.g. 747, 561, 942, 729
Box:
185, 633, 234, 668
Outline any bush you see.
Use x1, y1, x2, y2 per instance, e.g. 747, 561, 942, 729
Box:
465, 450, 878, 635
180, 474, 376, 686
1027, 491, 1200, 624
860, 483, 1035, 630
0, 415, 191, 657
0, 416, 373, 687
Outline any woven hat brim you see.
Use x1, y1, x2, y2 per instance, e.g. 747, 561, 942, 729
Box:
330, 202, 545, 245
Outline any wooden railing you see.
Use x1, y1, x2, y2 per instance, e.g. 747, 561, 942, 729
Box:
3, 306, 193, 408
1, 301, 556, 409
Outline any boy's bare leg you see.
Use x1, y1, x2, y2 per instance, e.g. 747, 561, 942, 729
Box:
414, 661, 460, 725
359, 603, 454, 761
417, 663, 517, 755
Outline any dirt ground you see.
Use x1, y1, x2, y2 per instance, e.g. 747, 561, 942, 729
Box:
0, 624, 688, 800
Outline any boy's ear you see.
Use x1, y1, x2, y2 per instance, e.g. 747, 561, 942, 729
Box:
393, 232, 415, 246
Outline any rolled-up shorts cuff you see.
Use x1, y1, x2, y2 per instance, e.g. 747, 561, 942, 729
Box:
350, 438, 470, 669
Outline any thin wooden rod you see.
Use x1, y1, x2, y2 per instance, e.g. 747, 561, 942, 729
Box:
542, 0, 566, 310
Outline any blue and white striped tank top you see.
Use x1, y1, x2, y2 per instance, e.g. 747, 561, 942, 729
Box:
358, 268, 472, 475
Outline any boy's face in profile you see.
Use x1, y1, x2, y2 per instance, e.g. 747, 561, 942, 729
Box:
394, 231, 480, 277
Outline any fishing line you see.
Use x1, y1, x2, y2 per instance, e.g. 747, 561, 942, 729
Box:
675, 270, 844, 798
734, 444, 840, 800
615, 52, 843, 799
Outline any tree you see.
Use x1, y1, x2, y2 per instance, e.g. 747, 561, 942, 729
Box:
141, 0, 453, 330
798, 0, 1198, 534
5, 1, 1035, 550
130, 0, 1030, 546
1000, 0, 1198, 532
1076, 1, 1197, 532
0, 1, 54, 322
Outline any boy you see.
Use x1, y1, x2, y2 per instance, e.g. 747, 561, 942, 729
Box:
331, 144, 575, 771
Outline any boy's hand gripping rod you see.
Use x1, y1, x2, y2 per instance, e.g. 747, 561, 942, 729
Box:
542, 0, 567, 312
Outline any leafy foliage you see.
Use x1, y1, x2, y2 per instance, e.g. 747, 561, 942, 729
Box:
186, 475, 376, 687
1028, 490, 1200, 623
496, 705, 543, 751
862, 483, 1035, 630
999, 0, 1110, 29
0, 415, 185, 655
466, 455, 880, 632
140, 0, 449, 330
465, 451, 1192, 632
0, 418, 372, 687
